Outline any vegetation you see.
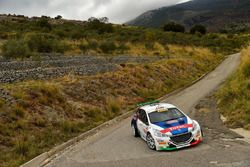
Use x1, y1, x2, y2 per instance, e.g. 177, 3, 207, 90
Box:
0, 45, 223, 167
190, 25, 207, 35
163, 22, 185, 33
216, 46, 250, 130
2, 39, 31, 59
0, 14, 250, 167
0, 15, 250, 59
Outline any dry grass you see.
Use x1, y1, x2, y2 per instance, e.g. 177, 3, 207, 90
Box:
216, 46, 250, 129
0, 46, 223, 167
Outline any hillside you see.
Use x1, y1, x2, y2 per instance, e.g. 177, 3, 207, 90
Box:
1, 14, 249, 61
127, 0, 250, 32
0, 14, 250, 166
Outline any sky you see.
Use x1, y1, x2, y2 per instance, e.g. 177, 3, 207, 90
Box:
0, 0, 190, 23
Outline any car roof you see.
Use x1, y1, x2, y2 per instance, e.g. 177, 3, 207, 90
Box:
139, 103, 177, 114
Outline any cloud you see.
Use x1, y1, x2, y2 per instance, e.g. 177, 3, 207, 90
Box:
0, 0, 188, 23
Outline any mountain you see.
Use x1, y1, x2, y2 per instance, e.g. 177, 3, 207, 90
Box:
127, 0, 250, 32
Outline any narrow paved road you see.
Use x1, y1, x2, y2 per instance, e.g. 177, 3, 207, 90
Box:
46, 53, 250, 167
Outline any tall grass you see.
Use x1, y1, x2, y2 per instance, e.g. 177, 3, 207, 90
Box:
216, 46, 250, 129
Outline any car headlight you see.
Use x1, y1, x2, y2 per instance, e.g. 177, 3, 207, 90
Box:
153, 129, 170, 137
192, 121, 198, 132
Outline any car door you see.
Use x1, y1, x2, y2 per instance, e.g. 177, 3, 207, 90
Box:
137, 109, 149, 140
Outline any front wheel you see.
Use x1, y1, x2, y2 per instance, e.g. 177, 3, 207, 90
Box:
146, 133, 156, 150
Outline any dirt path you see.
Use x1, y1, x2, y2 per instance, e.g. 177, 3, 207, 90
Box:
45, 53, 250, 167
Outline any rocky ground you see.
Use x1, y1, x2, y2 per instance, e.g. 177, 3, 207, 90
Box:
192, 95, 248, 145
0, 55, 165, 103
0, 55, 165, 83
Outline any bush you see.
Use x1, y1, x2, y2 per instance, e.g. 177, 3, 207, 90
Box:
163, 22, 185, 33
79, 40, 89, 53
99, 41, 117, 53
105, 97, 122, 115
2, 39, 31, 59
242, 60, 250, 77
190, 25, 207, 35
37, 18, 52, 31
25, 33, 69, 53
87, 17, 114, 34
117, 43, 130, 52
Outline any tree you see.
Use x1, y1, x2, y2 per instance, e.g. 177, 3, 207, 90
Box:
163, 22, 185, 33
88, 17, 100, 23
99, 17, 109, 23
190, 25, 207, 35
87, 17, 114, 34
55, 15, 62, 20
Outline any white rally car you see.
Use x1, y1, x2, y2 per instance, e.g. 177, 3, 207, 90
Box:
131, 101, 203, 151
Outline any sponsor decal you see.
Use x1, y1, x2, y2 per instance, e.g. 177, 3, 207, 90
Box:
160, 124, 193, 133
166, 120, 179, 124
156, 107, 168, 112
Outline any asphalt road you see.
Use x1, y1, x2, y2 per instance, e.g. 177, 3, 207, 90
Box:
45, 53, 250, 167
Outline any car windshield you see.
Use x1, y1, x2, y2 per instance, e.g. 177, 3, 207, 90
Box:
148, 108, 185, 123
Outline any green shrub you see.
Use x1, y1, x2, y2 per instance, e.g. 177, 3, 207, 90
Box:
25, 33, 69, 53
53, 29, 67, 38
242, 61, 250, 77
99, 41, 117, 53
2, 39, 31, 59
117, 43, 130, 52
105, 97, 121, 115
36, 18, 52, 31
163, 22, 185, 33
87, 17, 114, 34
79, 40, 89, 53
190, 25, 207, 35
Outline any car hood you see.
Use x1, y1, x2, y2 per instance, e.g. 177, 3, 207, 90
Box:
152, 116, 193, 135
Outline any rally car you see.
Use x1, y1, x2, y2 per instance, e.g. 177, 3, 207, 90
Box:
131, 101, 203, 151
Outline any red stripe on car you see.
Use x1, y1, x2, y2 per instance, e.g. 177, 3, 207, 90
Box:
160, 124, 193, 133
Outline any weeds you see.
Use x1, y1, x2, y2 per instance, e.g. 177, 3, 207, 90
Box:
216, 46, 250, 129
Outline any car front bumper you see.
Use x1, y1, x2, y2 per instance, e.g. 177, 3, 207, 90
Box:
155, 129, 203, 151
158, 139, 202, 151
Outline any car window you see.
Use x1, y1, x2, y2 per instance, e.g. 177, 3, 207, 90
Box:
138, 109, 148, 125
148, 108, 185, 123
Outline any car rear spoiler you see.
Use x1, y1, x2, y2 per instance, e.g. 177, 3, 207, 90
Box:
137, 100, 160, 107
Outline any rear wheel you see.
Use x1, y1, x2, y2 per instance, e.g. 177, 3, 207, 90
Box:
146, 133, 156, 150
132, 125, 140, 137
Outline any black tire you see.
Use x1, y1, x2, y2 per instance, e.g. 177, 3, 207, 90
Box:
146, 133, 156, 150
132, 125, 140, 137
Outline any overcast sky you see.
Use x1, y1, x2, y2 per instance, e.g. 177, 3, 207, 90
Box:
0, 0, 190, 23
